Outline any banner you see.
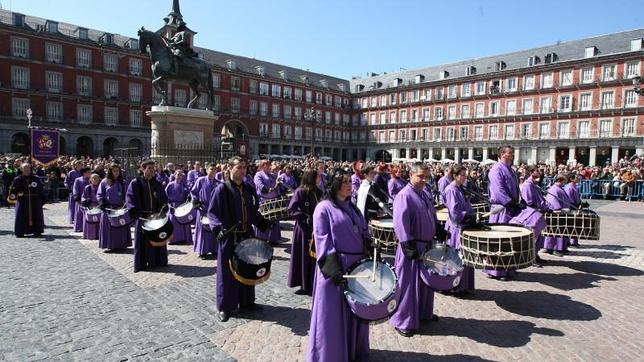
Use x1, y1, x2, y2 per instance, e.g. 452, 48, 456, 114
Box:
31, 128, 60, 166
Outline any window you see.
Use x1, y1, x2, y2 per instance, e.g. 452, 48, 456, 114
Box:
11, 66, 29, 89
540, 97, 552, 113
248, 79, 257, 93
400, 110, 407, 122
130, 110, 142, 127
599, 120, 612, 137
625, 61, 640, 79
305, 90, 312, 103
434, 107, 443, 120
560, 69, 573, 86
379, 95, 387, 107
326, 94, 333, 106
283, 87, 292, 99
447, 106, 456, 120
271, 84, 281, 97
46, 43, 62, 63
231, 98, 240, 113
475, 81, 486, 95
400, 91, 408, 103
78, 28, 88, 40
294, 88, 303, 101
557, 122, 569, 138
585, 46, 597, 58
370, 96, 377, 108
624, 90, 637, 108
335, 95, 343, 107
622, 118, 635, 136
506, 100, 516, 115
475, 103, 484, 118
271, 124, 280, 139
230, 77, 241, 91
489, 102, 499, 116
559, 95, 572, 112
460, 126, 468, 140
461, 104, 470, 119
46, 71, 62, 93
504, 124, 515, 140
13, 13, 25, 26
390, 93, 397, 105
12, 98, 30, 118
461, 83, 471, 97
259, 82, 269, 96
600, 91, 614, 109
283, 126, 292, 139
541, 72, 553, 88
284, 105, 292, 119
77, 104, 92, 124
104, 54, 118, 72
390, 111, 397, 123
581, 67, 594, 84
631, 38, 643, 51
104, 107, 118, 126
76, 48, 92, 68
104, 79, 119, 98
294, 107, 302, 120
578, 121, 590, 138
294, 126, 302, 140
399, 129, 407, 141
325, 111, 331, 123
505, 77, 517, 92
474, 126, 483, 140
305, 127, 313, 140
46, 101, 63, 121
539, 123, 550, 139
129, 58, 142, 75
521, 123, 531, 138
448, 85, 457, 99
272, 103, 280, 118
433, 128, 441, 141
248, 100, 258, 115
212, 95, 221, 111
446, 128, 455, 141
316, 92, 323, 104
489, 125, 498, 140
174, 89, 186, 107
601, 64, 616, 81
258, 123, 269, 137
11, 37, 29, 58
125, 82, 141, 103
580, 93, 592, 111
523, 98, 533, 115
523, 75, 535, 90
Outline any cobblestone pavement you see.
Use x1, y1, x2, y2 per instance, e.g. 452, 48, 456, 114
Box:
1, 200, 642, 361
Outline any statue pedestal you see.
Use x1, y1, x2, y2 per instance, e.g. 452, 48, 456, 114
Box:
146, 106, 218, 164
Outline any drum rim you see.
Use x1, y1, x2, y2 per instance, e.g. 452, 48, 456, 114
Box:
460, 223, 533, 236
85, 207, 103, 215
420, 244, 464, 275
108, 208, 129, 217
174, 202, 195, 217
369, 218, 394, 227
343, 258, 399, 306
234, 238, 274, 263
141, 215, 170, 231
228, 259, 272, 286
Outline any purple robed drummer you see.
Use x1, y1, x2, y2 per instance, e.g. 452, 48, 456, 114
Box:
511, 165, 547, 264
65, 160, 82, 224
443, 165, 476, 294
390, 162, 443, 337
485, 146, 523, 281
286, 169, 322, 296
254, 161, 282, 243
186, 161, 204, 191
11, 163, 45, 237
544, 174, 572, 256
72, 168, 91, 233
191, 163, 219, 258
565, 173, 585, 247
387, 166, 408, 202
308, 171, 372, 361
437, 166, 454, 205
207, 157, 273, 323
277, 165, 298, 193
97, 163, 130, 251
80, 174, 101, 240
166, 170, 192, 245
126, 159, 169, 272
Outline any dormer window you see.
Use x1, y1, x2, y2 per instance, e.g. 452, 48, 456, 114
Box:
466, 66, 477, 75
255, 65, 265, 76
585, 46, 597, 58
12, 13, 25, 27
78, 28, 88, 40
46, 21, 58, 33
101, 33, 113, 45
338, 83, 346, 92
544, 52, 558, 64
414, 74, 425, 84
439, 71, 449, 79
126, 38, 139, 50
630, 39, 642, 51
373, 81, 382, 89
320, 79, 328, 88
495, 61, 506, 71
392, 78, 402, 87
227, 60, 237, 70
355, 84, 365, 92
300, 75, 309, 85
279, 70, 287, 80
528, 56, 541, 66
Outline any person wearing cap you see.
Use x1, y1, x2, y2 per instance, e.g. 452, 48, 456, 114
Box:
11, 163, 46, 237
126, 159, 169, 272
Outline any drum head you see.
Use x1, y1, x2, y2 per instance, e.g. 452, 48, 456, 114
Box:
421, 244, 463, 275
142, 216, 168, 231
345, 260, 396, 305
436, 209, 448, 222
370, 218, 394, 228
175, 203, 193, 217
86, 207, 102, 215
235, 238, 273, 265
462, 224, 532, 238
109, 208, 128, 217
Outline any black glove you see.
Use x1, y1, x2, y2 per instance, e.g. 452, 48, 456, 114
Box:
74, 195, 81, 202
507, 200, 524, 211
261, 187, 270, 194
435, 203, 446, 210
462, 214, 478, 228
128, 208, 137, 218
319, 253, 344, 286
99, 201, 107, 211
434, 222, 448, 241
401, 240, 420, 260
363, 237, 381, 259
581, 201, 590, 209
81, 200, 90, 208
259, 219, 275, 232
192, 200, 203, 209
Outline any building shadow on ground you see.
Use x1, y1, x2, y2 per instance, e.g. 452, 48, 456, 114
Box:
546, 259, 643, 277
147, 264, 216, 278
236, 305, 311, 336
516, 271, 616, 291
365, 350, 496, 362
574, 244, 634, 251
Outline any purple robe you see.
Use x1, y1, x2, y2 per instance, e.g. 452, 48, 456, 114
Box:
544, 184, 572, 252
286, 187, 321, 295
485, 161, 520, 278
190, 176, 218, 255
511, 176, 547, 251
81, 184, 100, 240
387, 177, 408, 202
186, 169, 204, 190
443, 183, 475, 293
437, 175, 453, 205
350, 173, 362, 202
389, 184, 437, 331
65, 169, 80, 224
318, 172, 328, 191
278, 173, 298, 193
97, 179, 131, 250
374, 172, 389, 195
12, 174, 45, 237
254, 171, 282, 242
565, 183, 581, 246
166, 181, 192, 244
72, 177, 88, 232
308, 199, 370, 362
207, 180, 269, 313
126, 177, 168, 272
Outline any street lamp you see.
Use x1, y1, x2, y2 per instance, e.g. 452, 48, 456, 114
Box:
303, 107, 317, 157
633, 76, 644, 96
27, 108, 33, 128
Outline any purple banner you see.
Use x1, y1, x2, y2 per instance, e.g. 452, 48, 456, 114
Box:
31, 128, 60, 166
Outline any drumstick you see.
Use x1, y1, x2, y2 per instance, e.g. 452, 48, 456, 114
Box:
372, 244, 377, 282
343, 274, 371, 279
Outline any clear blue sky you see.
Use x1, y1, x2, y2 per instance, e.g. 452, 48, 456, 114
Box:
4, 0, 643, 79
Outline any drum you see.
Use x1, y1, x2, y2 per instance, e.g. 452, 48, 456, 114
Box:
436, 208, 449, 226
141, 214, 174, 247
108, 208, 132, 228
543, 209, 600, 240
460, 224, 534, 270
174, 202, 196, 224
472, 202, 490, 214
84, 207, 102, 224
259, 196, 291, 221
200, 215, 211, 231
229, 238, 273, 286
368, 218, 397, 254
419, 243, 464, 291
343, 259, 400, 321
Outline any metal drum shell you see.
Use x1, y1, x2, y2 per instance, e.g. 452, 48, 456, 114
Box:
229, 238, 274, 286
107, 208, 133, 228
543, 209, 600, 240
460, 224, 534, 270
368, 218, 398, 254
141, 215, 174, 247
343, 258, 401, 321
84, 207, 102, 224
173, 202, 197, 225
258, 196, 291, 221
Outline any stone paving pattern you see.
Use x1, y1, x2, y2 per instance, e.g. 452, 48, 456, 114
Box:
1, 200, 642, 361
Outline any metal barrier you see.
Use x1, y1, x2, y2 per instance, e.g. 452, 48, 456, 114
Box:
586, 179, 641, 201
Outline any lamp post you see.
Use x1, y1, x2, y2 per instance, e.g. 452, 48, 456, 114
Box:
303, 107, 317, 157
633, 76, 644, 96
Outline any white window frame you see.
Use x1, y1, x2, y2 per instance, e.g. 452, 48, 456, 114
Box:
505, 100, 516, 116
104, 79, 119, 98
599, 119, 612, 138
104, 107, 118, 126
11, 36, 29, 58
130, 110, 142, 127
46, 71, 62, 93
579, 92, 593, 111
46, 101, 63, 121
538, 122, 550, 139
557, 121, 569, 139
76, 48, 92, 68
560, 69, 573, 87
77, 104, 93, 124
541, 72, 553, 88
624, 60, 640, 79
104, 53, 118, 72
11, 66, 30, 89
77, 76, 92, 96
577, 120, 590, 138
505, 77, 517, 92
129, 58, 142, 76
621, 118, 636, 136
504, 124, 515, 140
488, 125, 498, 140
523, 74, 535, 90
559, 94, 572, 112
12, 97, 30, 118
46, 42, 62, 63
581, 67, 594, 84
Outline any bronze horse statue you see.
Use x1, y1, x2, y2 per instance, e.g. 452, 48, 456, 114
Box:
137, 27, 214, 110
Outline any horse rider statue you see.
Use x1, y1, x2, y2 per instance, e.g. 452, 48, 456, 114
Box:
163, 23, 196, 75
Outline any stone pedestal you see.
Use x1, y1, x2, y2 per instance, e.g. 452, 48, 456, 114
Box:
146, 106, 218, 163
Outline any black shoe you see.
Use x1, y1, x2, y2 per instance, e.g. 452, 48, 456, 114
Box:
199, 254, 208, 260
553, 251, 564, 257
535, 255, 546, 263
430, 314, 439, 322
217, 311, 230, 322
16, 234, 24, 238
294, 289, 308, 295
395, 328, 413, 337
499, 276, 509, 281
33, 233, 42, 237
545, 249, 554, 255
